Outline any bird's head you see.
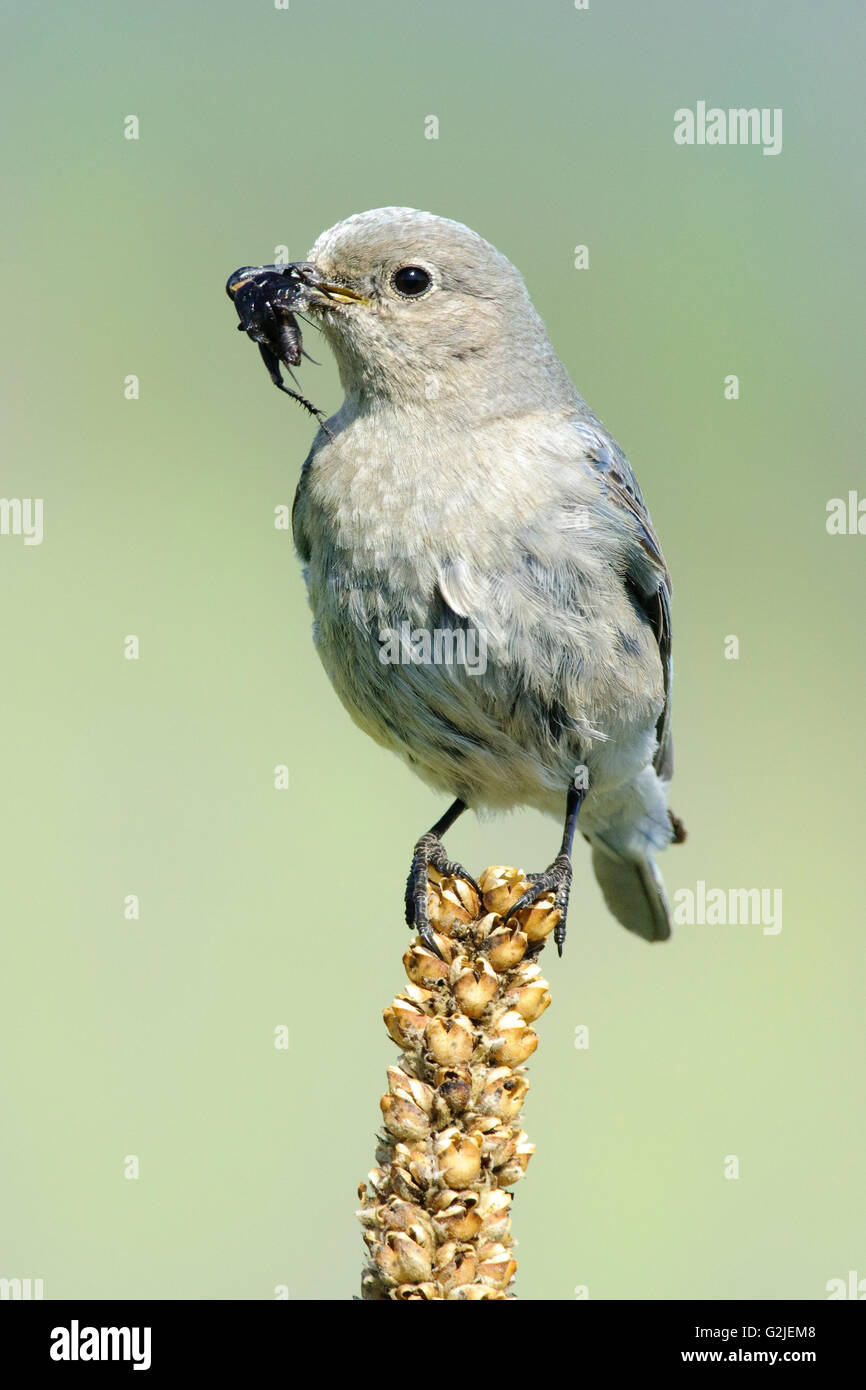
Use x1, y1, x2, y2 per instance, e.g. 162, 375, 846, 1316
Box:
239, 208, 574, 412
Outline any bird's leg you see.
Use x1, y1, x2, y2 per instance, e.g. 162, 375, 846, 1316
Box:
504, 784, 585, 957
405, 798, 480, 955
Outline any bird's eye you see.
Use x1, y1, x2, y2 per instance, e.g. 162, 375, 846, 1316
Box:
391, 265, 432, 297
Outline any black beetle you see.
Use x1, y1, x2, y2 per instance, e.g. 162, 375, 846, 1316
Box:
226, 264, 332, 434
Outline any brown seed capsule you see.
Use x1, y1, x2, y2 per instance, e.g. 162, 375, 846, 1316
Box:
431, 1198, 483, 1242
403, 942, 450, 985
383, 999, 429, 1047
386, 1066, 435, 1114
375, 1230, 432, 1285
380, 1093, 431, 1142
520, 895, 561, 941
515, 1135, 536, 1170
463, 1110, 500, 1133
359, 865, 554, 1299
434, 1129, 483, 1188
509, 978, 552, 1022
477, 1067, 529, 1120
375, 1199, 432, 1239
389, 1165, 423, 1203
427, 879, 477, 933
479, 865, 530, 916
479, 1126, 517, 1169
406, 1147, 438, 1190
476, 1241, 517, 1289
485, 922, 529, 971
403, 982, 434, 1009
365, 1167, 388, 1196
452, 876, 480, 916
425, 1014, 474, 1065
476, 1189, 512, 1240
433, 1241, 477, 1291
452, 957, 500, 1018
435, 1067, 472, 1115
488, 1010, 539, 1065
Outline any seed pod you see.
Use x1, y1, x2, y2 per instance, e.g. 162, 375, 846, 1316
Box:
479, 865, 530, 916
452, 957, 499, 1018
360, 863, 554, 1299
403, 942, 450, 985
383, 999, 429, 1047
486, 922, 529, 971
425, 1013, 475, 1065
508, 978, 552, 1022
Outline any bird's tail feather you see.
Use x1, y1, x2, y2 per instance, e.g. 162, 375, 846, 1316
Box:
589, 837, 672, 942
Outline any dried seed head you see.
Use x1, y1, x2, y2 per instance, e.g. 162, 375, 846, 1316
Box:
477, 1067, 529, 1120
361, 863, 552, 1298
489, 1010, 539, 1065
520, 896, 561, 942
479, 865, 530, 916
476, 1189, 512, 1240
479, 1126, 517, 1169
452, 957, 500, 1018
406, 1147, 438, 1190
433, 1242, 477, 1291
431, 1197, 483, 1242
386, 1066, 435, 1114
434, 1066, 472, 1116
451, 876, 481, 915
485, 922, 529, 971
510, 979, 552, 1022
380, 1093, 431, 1142
403, 982, 434, 1008
383, 999, 429, 1047
375, 1198, 432, 1239
425, 1013, 475, 1065
403, 942, 450, 985
427, 877, 479, 933
515, 1135, 536, 1170
393, 1282, 440, 1300
476, 1241, 518, 1289
434, 1129, 483, 1188
375, 1230, 433, 1285
389, 1165, 423, 1203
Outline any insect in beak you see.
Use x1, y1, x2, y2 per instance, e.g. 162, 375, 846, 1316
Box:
226, 263, 337, 433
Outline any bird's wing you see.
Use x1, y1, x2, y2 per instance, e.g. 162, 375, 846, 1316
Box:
436, 418, 674, 777
573, 422, 674, 779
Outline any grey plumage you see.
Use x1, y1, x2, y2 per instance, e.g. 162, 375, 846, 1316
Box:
284, 207, 683, 943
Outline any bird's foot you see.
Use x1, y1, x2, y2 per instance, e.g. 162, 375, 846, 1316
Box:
405, 832, 481, 957
503, 852, 573, 956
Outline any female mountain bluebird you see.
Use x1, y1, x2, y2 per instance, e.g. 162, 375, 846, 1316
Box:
227, 208, 686, 954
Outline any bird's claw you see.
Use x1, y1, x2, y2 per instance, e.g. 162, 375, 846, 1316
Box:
503, 852, 573, 955
405, 832, 480, 957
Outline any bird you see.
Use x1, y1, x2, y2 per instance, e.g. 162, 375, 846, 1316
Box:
228, 207, 686, 954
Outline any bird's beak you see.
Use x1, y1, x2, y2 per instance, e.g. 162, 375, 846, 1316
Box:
226, 262, 368, 309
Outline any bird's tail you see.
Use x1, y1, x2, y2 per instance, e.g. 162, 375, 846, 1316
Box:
589, 836, 673, 942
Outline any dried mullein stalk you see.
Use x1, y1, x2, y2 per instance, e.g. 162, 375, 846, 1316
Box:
357, 865, 557, 1300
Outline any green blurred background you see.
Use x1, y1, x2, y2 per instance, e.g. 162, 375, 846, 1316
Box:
1, 0, 863, 1300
